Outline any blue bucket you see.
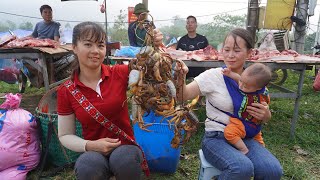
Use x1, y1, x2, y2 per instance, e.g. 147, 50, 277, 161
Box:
133, 111, 181, 173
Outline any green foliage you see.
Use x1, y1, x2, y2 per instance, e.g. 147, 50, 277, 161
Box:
0, 82, 45, 95
201, 14, 246, 48
19, 22, 33, 30
0, 21, 34, 32
5, 20, 16, 30
113, 10, 127, 30
0, 21, 11, 32
304, 32, 316, 54
160, 16, 186, 45
64, 23, 72, 30
109, 9, 129, 45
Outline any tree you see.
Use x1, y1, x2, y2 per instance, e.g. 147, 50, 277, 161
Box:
109, 9, 129, 45
6, 20, 16, 30
0, 22, 9, 32
160, 16, 185, 45
200, 14, 246, 48
304, 32, 316, 54
19, 22, 33, 30
64, 23, 72, 30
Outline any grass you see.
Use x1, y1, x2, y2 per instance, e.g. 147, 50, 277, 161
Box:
1, 68, 320, 179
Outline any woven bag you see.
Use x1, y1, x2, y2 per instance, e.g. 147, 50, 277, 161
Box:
36, 86, 83, 167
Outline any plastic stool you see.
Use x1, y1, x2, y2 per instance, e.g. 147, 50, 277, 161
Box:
198, 149, 221, 180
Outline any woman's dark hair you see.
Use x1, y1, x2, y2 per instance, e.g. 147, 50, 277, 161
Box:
40, 5, 52, 14
71, 21, 106, 79
223, 28, 254, 49
72, 21, 106, 45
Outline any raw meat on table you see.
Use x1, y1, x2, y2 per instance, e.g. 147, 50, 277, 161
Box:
0, 35, 16, 47
1, 38, 57, 48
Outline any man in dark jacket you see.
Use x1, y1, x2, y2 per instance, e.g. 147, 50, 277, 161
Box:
177, 16, 208, 51
128, 3, 150, 47
177, 15, 209, 78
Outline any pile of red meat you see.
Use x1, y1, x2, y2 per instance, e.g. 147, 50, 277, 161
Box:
165, 45, 219, 61
0, 35, 57, 48
249, 49, 300, 61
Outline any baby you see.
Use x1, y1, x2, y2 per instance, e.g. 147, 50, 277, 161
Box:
222, 63, 272, 154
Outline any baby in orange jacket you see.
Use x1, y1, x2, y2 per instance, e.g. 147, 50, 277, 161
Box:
222, 63, 272, 154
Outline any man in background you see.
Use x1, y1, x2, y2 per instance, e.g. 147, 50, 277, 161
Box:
128, 3, 150, 47
27, 4, 60, 84
32, 4, 60, 42
176, 15, 208, 78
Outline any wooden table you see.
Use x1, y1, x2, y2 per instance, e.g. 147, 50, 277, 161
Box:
109, 56, 320, 137
0, 45, 73, 92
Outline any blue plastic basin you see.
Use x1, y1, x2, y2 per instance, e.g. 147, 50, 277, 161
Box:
133, 111, 181, 173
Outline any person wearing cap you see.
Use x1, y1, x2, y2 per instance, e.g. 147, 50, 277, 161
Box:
128, 3, 151, 47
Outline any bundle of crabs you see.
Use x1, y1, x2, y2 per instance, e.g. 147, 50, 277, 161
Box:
128, 27, 199, 148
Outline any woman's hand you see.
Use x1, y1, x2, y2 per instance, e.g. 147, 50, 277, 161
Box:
86, 138, 121, 155
175, 59, 189, 76
153, 29, 163, 46
246, 101, 271, 124
174, 59, 189, 87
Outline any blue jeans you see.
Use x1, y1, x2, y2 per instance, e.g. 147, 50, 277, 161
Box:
202, 131, 283, 180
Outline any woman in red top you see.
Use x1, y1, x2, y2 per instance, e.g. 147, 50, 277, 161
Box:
57, 21, 163, 180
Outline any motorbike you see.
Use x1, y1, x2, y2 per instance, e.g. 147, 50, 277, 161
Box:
271, 69, 288, 85
0, 59, 28, 93
312, 44, 320, 76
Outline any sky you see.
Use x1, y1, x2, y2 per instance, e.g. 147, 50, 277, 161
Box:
0, 0, 320, 34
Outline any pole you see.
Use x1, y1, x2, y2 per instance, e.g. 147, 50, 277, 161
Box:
313, 11, 320, 75
104, 0, 108, 38
143, 0, 148, 9
292, 0, 308, 54
104, 0, 110, 64
313, 13, 320, 55
246, 0, 259, 44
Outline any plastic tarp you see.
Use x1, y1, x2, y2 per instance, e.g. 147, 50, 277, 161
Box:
0, 29, 32, 39
114, 46, 141, 58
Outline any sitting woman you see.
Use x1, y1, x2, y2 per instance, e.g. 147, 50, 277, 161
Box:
57, 21, 163, 180
176, 28, 283, 179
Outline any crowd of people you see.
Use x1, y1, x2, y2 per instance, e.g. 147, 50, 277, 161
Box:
23, 2, 283, 180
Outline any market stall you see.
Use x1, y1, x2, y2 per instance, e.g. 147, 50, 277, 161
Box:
0, 44, 73, 92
